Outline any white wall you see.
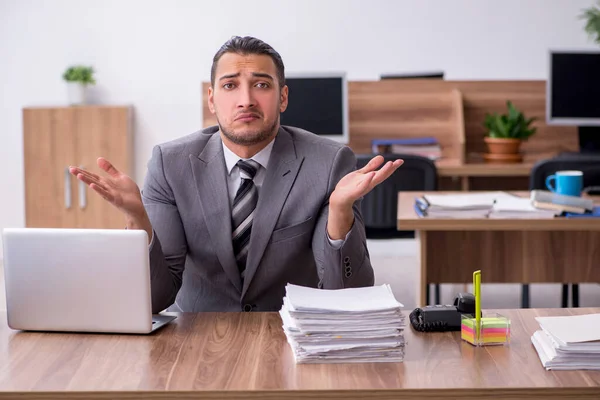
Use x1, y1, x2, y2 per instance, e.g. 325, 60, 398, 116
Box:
0, 0, 596, 251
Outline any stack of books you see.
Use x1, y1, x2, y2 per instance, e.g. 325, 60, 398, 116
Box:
371, 138, 442, 160
279, 284, 405, 364
531, 313, 600, 370
530, 190, 595, 215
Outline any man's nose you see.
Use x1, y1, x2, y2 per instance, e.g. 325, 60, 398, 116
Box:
237, 86, 256, 108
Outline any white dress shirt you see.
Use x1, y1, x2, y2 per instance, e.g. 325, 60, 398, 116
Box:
222, 138, 274, 205
221, 138, 345, 247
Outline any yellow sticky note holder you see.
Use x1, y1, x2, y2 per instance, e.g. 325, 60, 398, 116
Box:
461, 312, 511, 347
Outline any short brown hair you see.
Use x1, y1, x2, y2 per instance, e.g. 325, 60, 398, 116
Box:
210, 36, 285, 88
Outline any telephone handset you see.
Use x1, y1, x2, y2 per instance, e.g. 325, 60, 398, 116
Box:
409, 292, 477, 332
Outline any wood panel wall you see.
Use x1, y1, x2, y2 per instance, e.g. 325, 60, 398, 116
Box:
201, 80, 578, 163
346, 80, 578, 161
347, 85, 465, 161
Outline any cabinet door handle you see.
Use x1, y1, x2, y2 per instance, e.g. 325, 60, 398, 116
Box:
79, 165, 87, 209
64, 167, 72, 209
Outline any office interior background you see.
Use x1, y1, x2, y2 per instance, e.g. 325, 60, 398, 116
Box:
1, 0, 599, 310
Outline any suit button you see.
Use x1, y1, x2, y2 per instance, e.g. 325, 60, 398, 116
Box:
343, 256, 350, 263
345, 266, 352, 273
243, 304, 253, 312
345, 271, 353, 278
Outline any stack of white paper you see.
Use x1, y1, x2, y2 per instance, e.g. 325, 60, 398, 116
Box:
531, 313, 600, 370
420, 192, 512, 218
280, 284, 405, 364
488, 196, 559, 219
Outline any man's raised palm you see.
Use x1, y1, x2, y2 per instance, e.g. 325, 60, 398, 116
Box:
329, 155, 403, 208
69, 158, 145, 218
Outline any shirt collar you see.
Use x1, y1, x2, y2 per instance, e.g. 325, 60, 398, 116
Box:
222, 135, 275, 175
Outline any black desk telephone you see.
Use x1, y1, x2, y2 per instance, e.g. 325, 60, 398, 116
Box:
409, 293, 477, 332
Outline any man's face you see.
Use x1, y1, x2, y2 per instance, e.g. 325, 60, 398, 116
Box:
208, 52, 288, 146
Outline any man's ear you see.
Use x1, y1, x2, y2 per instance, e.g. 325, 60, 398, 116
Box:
279, 85, 289, 113
208, 86, 216, 114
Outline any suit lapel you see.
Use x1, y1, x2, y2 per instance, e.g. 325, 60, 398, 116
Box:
242, 128, 304, 297
189, 133, 242, 293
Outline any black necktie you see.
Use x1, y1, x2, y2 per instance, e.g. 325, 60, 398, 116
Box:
231, 159, 259, 278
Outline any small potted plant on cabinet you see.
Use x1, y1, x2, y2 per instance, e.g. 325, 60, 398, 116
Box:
580, 1, 600, 45
63, 65, 96, 105
483, 101, 537, 163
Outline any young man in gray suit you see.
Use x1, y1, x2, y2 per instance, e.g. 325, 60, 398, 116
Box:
70, 36, 403, 313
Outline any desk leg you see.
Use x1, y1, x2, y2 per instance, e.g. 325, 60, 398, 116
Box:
417, 231, 428, 307
461, 176, 469, 191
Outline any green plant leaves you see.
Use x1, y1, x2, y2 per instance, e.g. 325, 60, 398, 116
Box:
62, 66, 96, 85
580, 1, 600, 44
483, 101, 537, 140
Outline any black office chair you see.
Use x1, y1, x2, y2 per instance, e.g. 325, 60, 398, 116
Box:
528, 155, 600, 308
356, 154, 439, 304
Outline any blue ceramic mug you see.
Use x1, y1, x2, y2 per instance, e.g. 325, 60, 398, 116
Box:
545, 170, 583, 197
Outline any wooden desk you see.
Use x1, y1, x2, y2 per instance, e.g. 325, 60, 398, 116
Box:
0, 309, 599, 399
397, 191, 600, 306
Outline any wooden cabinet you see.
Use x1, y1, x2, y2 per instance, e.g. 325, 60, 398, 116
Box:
23, 106, 132, 229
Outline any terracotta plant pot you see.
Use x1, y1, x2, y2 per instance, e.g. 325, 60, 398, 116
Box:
483, 137, 523, 163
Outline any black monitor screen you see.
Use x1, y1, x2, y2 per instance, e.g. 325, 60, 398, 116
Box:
280, 76, 345, 136
550, 52, 600, 120
380, 71, 444, 80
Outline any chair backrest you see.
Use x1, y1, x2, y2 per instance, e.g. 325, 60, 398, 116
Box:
529, 156, 600, 191
356, 154, 437, 237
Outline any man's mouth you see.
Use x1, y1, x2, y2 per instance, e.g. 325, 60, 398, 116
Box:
235, 113, 260, 122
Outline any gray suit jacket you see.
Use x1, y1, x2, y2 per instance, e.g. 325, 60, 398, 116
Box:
143, 125, 374, 313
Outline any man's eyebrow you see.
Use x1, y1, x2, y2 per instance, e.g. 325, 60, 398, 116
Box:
219, 73, 240, 81
252, 72, 274, 81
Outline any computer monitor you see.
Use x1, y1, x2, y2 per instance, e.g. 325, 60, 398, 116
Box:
280, 72, 348, 143
547, 50, 600, 153
380, 71, 444, 80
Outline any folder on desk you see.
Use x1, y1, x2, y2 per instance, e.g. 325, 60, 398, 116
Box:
489, 196, 559, 219
565, 206, 600, 218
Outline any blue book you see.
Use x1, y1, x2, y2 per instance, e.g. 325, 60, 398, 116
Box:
565, 206, 600, 218
414, 202, 427, 218
371, 137, 439, 147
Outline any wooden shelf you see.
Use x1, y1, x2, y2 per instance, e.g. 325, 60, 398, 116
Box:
23, 106, 133, 229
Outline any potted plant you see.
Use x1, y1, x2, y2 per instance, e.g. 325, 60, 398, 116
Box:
580, 1, 600, 44
62, 65, 96, 105
483, 101, 537, 163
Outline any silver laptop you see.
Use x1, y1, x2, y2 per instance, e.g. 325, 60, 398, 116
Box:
1, 228, 176, 334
